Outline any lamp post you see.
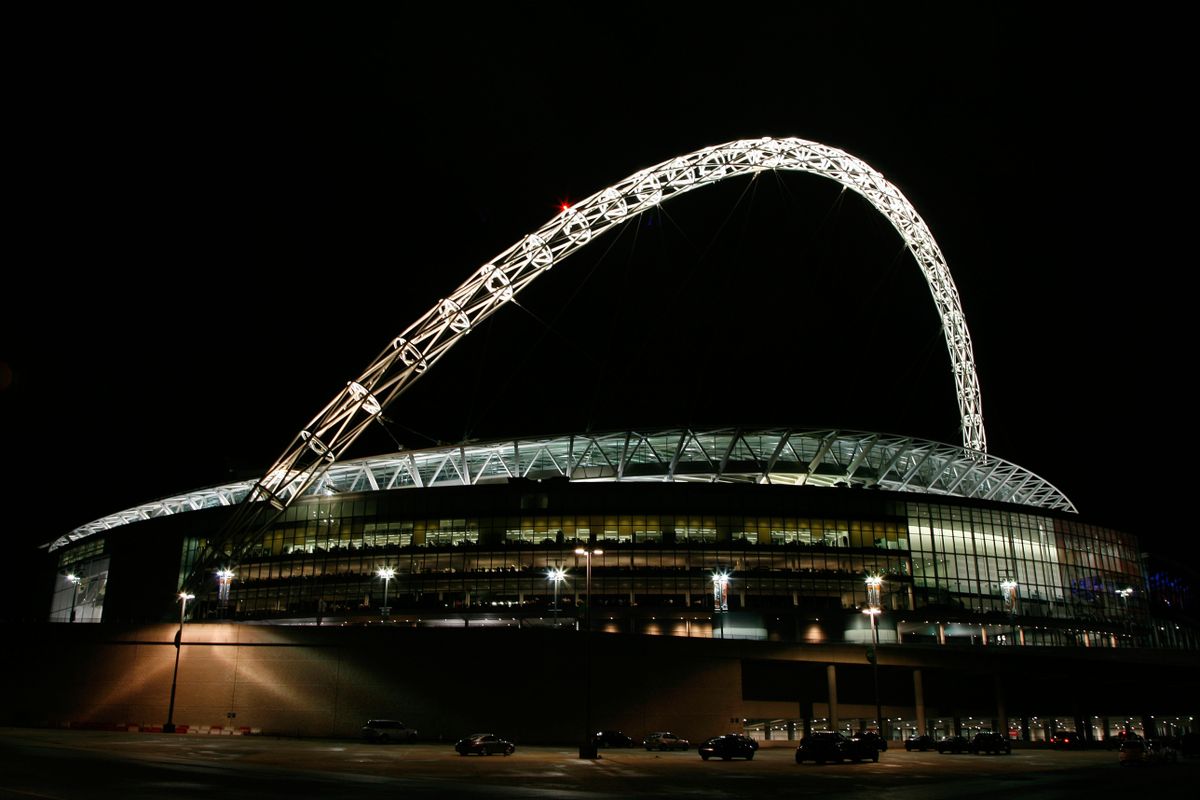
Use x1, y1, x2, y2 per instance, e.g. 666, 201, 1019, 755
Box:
66, 573, 81, 623
163, 591, 195, 734
377, 567, 396, 620
547, 566, 567, 628
216, 568, 235, 617
1000, 579, 1019, 644
574, 546, 602, 758
712, 570, 730, 639
1117, 587, 1133, 645
864, 575, 883, 739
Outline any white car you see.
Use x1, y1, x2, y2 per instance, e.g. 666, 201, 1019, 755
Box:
644, 731, 690, 750
361, 719, 418, 743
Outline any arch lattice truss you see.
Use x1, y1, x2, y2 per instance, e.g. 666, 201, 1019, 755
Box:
51, 428, 1075, 553
190, 137, 989, 587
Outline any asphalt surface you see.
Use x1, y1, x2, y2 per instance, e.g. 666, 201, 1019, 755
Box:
1, 728, 1196, 799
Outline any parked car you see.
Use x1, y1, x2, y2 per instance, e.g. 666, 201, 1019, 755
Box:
454, 733, 515, 756
644, 732, 690, 750
1147, 738, 1180, 764
361, 719, 418, 743
905, 735, 936, 751
1049, 731, 1084, 749
698, 734, 758, 761
970, 732, 1011, 754
1119, 738, 1152, 766
795, 731, 878, 764
857, 731, 888, 752
937, 735, 970, 754
593, 730, 635, 748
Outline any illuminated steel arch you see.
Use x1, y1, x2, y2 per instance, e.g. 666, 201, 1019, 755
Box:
186, 137, 987, 588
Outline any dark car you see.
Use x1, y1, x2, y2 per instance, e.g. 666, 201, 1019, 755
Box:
454, 733, 515, 756
905, 735, 936, 751
593, 730, 635, 748
361, 719, 418, 744
643, 731, 690, 750
795, 731, 878, 764
857, 731, 888, 752
699, 734, 759, 761
1147, 738, 1180, 764
1119, 738, 1152, 766
970, 732, 1011, 754
1050, 731, 1085, 749
937, 735, 970, 754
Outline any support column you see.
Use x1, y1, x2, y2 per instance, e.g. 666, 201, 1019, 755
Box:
937, 624, 946, 645
827, 664, 839, 731
953, 715, 962, 737
913, 669, 927, 736
1021, 716, 1030, 742
980, 626, 988, 646
996, 675, 1007, 738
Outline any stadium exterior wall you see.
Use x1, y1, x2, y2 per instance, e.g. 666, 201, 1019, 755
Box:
6, 623, 1197, 743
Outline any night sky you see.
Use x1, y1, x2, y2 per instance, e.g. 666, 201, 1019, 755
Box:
3, 6, 1193, 589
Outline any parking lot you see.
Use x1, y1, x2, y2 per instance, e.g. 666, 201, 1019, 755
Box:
2, 728, 1197, 799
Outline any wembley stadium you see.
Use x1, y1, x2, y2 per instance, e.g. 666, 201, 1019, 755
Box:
24, 138, 1199, 746
49, 425, 1123, 647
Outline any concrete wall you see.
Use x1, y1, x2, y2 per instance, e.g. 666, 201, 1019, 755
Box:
4, 623, 745, 743
6, 622, 1198, 743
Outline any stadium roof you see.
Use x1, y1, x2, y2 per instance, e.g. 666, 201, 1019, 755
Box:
48, 428, 1075, 551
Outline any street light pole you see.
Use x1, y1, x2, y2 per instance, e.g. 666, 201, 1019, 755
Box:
66, 573, 81, 623
377, 566, 395, 621
1117, 587, 1133, 645
574, 546, 602, 758
164, 591, 195, 734
547, 566, 566, 628
1001, 579, 1018, 644
864, 575, 884, 740
712, 571, 730, 639
216, 568, 235, 619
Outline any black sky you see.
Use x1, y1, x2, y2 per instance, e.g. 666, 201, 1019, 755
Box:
2, 6, 1193, 571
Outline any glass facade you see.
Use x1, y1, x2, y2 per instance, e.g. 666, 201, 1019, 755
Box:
195, 501, 912, 622
905, 503, 1147, 638
58, 487, 1161, 650
49, 541, 108, 624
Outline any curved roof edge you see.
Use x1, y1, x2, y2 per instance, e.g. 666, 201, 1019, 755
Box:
48, 428, 1075, 551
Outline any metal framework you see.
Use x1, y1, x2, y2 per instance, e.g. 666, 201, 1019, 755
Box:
49, 428, 1075, 552
181, 137, 988, 589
